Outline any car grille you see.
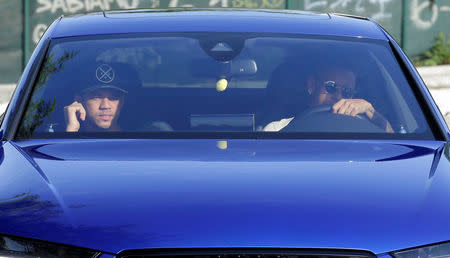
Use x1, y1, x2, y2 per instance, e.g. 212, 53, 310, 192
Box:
117, 248, 376, 258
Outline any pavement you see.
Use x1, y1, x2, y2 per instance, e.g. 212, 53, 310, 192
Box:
1, 66, 449, 127
419, 65, 450, 127
0, 84, 14, 115
429, 89, 450, 126
416, 65, 450, 89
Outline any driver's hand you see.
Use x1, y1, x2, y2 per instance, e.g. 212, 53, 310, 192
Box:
332, 99, 375, 119
64, 101, 86, 132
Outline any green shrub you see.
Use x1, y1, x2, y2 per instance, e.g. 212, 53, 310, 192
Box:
414, 33, 450, 66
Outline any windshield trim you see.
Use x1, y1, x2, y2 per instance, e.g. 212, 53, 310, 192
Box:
24, 131, 434, 141
50, 31, 389, 45
16, 33, 436, 141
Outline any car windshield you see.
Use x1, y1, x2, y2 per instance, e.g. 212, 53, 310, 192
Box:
17, 33, 434, 139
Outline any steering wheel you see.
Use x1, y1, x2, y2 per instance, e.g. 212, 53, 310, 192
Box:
282, 104, 384, 133
298, 104, 368, 121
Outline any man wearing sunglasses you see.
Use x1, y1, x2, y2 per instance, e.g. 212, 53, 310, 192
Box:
306, 66, 393, 132
263, 65, 393, 132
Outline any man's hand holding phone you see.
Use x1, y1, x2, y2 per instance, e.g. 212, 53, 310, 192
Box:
64, 101, 86, 132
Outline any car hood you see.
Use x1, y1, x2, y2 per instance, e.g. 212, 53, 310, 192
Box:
0, 139, 449, 255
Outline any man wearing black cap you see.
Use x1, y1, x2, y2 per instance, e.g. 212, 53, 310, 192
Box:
64, 63, 128, 132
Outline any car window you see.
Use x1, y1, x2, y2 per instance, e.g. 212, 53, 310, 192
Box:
17, 33, 435, 139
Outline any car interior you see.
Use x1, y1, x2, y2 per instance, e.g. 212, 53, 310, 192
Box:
16, 34, 434, 138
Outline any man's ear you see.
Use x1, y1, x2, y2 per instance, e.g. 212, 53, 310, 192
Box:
118, 96, 125, 109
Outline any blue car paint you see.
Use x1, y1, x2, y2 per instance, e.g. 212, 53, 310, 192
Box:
52, 10, 387, 40
1, 9, 450, 257
0, 139, 449, 254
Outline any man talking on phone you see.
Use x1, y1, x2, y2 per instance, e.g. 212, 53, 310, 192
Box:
64, 63, 128, 132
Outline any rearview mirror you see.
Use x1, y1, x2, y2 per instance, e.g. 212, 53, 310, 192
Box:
190, 59, 258, 78
230, 59, 258, 76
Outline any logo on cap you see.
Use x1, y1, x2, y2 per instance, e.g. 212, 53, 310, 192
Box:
96, 64, 115, 83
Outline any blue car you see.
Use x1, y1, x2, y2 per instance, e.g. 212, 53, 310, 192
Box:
0, 8, 449, 258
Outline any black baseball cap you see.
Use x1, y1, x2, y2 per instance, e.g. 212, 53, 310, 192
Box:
77, 62, 141, 95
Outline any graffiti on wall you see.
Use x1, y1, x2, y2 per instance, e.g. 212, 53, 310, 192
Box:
34, 0, 284, 13
35, 0, 147, 14
410, 0, 450, 30
33, 24, 48, 44
303, 0, 393, 20
300, 0, 450, 31
32, 0, 284, 44
33, 0, 158, 44
30, 0, 450, 45
167, 0, 283, 8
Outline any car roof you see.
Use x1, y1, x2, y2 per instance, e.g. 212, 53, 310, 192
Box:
51, 9, 388, 40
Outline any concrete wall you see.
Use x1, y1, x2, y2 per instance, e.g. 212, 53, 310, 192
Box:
0, 1, 23, 84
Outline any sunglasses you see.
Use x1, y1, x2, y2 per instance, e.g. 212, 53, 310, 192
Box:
323, 80, 356, 99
